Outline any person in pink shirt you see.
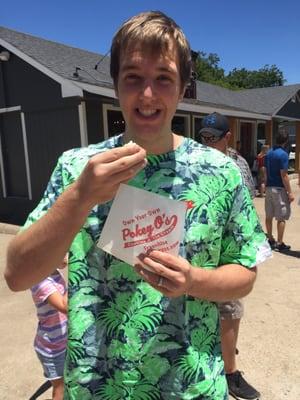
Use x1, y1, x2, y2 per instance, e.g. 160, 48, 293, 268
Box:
31, 255, 68, 400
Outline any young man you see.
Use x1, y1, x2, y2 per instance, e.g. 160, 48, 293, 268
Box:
5, 11, 271, 400
264, 131, 294, 251
198, 112, 261, 400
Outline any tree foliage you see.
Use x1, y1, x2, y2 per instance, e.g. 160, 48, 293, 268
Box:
193, 51, 285, 90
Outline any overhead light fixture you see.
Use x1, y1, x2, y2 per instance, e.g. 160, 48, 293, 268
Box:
73, 66, 82, 78
0, 51, 10, 61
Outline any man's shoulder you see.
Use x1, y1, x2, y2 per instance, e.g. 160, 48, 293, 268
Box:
61, 134, 123, 163
269, 146, 288, 157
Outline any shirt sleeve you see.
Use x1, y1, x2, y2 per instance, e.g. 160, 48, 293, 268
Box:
31, 277, 59, 303
220, 183, 272, 268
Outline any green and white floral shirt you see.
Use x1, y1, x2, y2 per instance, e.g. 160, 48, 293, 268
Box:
24, 135, 271, 400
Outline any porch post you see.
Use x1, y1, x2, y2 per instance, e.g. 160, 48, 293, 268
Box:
228, 117, 237, 148
296, 121, 300, 173
265, 120, 273, 146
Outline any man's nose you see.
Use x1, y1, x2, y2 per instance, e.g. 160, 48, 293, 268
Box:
141, 80, 155, 98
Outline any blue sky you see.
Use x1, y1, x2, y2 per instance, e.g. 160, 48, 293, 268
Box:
1, 0, 300, 84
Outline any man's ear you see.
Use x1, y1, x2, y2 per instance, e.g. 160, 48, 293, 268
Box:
178, 85, 187, 102
225, 131, 232, 140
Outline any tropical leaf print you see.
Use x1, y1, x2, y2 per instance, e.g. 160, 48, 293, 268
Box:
67, 338, 86, 364
70, 286, 103, 308
68, 308, 95, 340
142, 333, 182, 356
107, 259, 140, 282
68, 260, 90, 287
70, 230, 93, 260
175, 346, 209, 382
66, 364, 102, 386
96, 370, 160, 400
138, 354, 170, 384
64, 381, 91, 400
182, 378, 220, 400
99, 292, 162, 336
190, 327, 214, 352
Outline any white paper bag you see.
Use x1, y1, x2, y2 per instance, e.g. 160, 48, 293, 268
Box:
97, 184, 186, 266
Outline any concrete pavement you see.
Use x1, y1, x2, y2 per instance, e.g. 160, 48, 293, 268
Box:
0, 179, 299, 400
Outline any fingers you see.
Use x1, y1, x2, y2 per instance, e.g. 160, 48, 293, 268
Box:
92, 143, 146, 168
85, 144, 147, 182
142, 250, 184, 272
136, 252, 186, 284
135, 251, 192, 297
135, 263, 177, 292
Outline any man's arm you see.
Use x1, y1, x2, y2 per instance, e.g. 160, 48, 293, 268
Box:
280, 169, 294, 202
188, 263, 256, 301
5, 143, 147, 292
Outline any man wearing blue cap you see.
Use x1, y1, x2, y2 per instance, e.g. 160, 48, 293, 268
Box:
199, 112, 260, 400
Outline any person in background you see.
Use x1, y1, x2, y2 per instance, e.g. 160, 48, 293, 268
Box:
264, 131, 294, 251
256, 145, 269, 197
5, 11, 271, 400
31, 255, 68, 400
199, 112, 261, 400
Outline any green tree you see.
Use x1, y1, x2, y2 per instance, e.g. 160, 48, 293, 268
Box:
226, 64, 285, 89
194, 51, 225, 84
193, 49, 285, 89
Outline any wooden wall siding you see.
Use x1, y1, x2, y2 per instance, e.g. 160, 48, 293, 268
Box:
0, 105, 81, 225
0, 62, 6, 108
1, 52, 65, 110
85, 98, 105, 144
0, 197, 33, 225
0, 111, 27, 197
25, 106, 81, 199
277, 93, 300, 119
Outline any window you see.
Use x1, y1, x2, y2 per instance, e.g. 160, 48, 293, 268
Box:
193, 117, 204, 142
172, 114, 190, 136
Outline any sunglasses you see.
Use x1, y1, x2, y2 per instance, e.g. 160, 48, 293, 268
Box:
200, 132, 226, 144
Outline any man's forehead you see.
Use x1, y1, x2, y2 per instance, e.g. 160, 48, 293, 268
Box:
119, 53, 179, 75
120, 42, 177, 64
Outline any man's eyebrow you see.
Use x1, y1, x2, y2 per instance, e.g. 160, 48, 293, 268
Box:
120, 64, 176, 74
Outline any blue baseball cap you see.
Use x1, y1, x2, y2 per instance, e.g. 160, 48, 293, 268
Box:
199, 112, 230, 137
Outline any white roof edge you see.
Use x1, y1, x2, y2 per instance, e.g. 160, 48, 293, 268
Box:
0, 38, 83, 98
177, 101, 271, 120
273, 115, 300, 122
74, 81, 117, 98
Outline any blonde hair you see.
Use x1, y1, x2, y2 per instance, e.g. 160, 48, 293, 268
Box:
110, 11, 192, 90
260, 144, 270, 154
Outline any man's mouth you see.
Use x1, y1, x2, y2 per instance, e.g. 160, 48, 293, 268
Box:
136, 108, 160, 118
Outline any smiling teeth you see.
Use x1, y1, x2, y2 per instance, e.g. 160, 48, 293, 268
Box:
139, 109, 157, 116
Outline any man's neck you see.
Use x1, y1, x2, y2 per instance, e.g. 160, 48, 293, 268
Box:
123, 132, 183, 155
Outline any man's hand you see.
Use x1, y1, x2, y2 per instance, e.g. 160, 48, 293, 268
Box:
73, 142, 147, 210
135, 251, 257, 301
287, 192, 295, 203
135, 250, 193, 298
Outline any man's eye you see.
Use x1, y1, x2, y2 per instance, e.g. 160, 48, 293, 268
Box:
125, 74, 140, 82
157, 75, 172, 83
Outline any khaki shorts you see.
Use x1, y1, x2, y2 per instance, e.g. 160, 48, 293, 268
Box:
218, 299, 244, 320
265, 187, 291, 221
